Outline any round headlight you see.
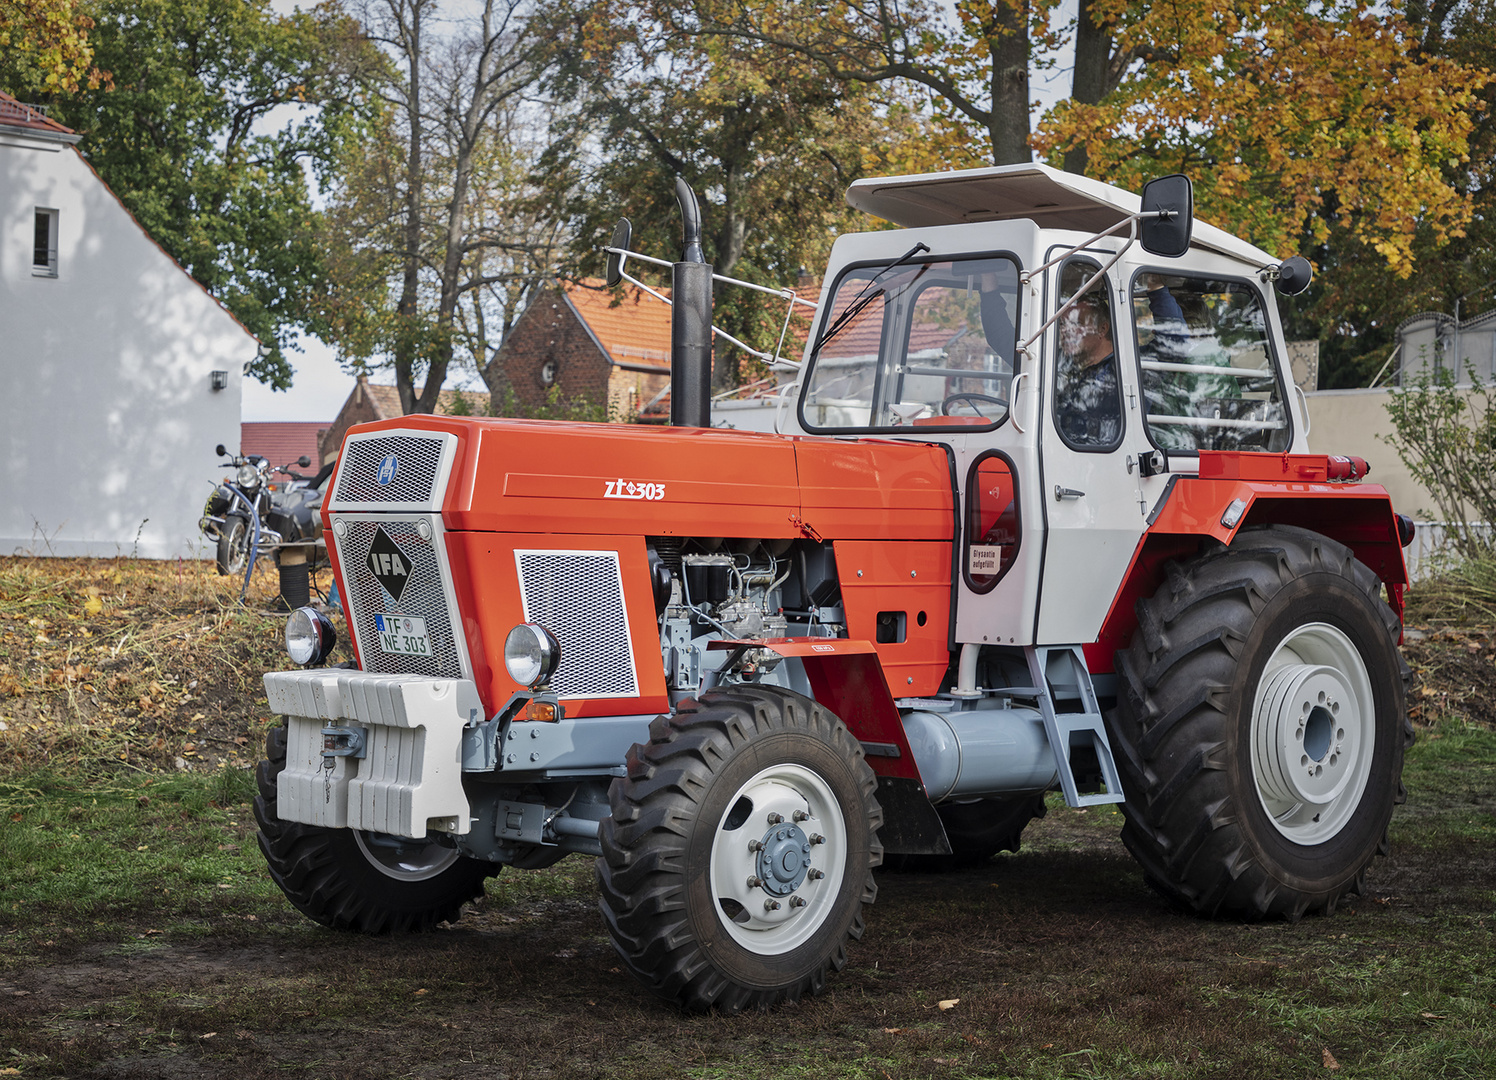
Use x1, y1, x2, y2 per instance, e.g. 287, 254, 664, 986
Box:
237, 463, 259, 487
504, 623, 560, 688
285, 606, 337, 666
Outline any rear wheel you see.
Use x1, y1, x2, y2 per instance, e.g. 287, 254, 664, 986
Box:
599, 685, 881, 1012
253, 725, 492, 932
1108, 526, 1412, 919
216, 517, 248, 576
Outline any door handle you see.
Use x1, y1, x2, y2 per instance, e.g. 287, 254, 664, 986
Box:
1009, 371, 1030, 433
1054, 486, 1085, 501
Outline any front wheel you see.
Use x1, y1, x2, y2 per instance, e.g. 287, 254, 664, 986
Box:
599, 685, 882, 1012
253, 725, 493, 932
1108, 526, 1412, 919
216, 516, 249, 576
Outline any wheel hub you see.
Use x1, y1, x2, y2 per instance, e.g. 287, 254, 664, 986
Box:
756, 823, 813, 897
1256, 663, 1360, 810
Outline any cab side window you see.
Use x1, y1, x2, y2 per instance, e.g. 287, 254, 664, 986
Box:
1132, 273, 1290, 453
1053, 260, 1123, 451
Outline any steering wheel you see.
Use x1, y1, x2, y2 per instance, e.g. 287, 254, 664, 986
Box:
941, 392, 1006, 418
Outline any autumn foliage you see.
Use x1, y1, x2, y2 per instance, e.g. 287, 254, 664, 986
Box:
1033, 0, 1490, 275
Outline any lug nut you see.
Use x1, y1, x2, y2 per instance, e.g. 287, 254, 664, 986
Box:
747, 876, 763, 889
792, 810, 809, 822
764, 899, 781, 912
807, 868, 825, 880
789, 896, 807, 908
810, 834, 826, 845
767, 812, 784, 825
748, 839, 764, 852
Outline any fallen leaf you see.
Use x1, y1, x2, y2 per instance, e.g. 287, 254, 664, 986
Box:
1420, 1012, 1446, 1019
938, 998, 959, 1010
1323, 1048, 1340, 1070
83, 595, 103, 616
882, 1027, 904, 1034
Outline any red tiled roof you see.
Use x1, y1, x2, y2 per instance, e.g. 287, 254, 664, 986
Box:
562, 277, 822, 372
0, 90, 76, 137
241, 421, 329, 481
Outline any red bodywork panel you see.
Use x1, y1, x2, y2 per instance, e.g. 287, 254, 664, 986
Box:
1085, 451, 1409, 674
708, 639, 918, 781
326, 415, 954, 719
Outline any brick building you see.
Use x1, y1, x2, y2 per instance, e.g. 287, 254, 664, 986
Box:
318, 379, 488, 464
491, 279, 673, 422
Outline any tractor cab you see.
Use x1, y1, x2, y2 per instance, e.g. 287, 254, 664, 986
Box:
784, 163, 1313, 648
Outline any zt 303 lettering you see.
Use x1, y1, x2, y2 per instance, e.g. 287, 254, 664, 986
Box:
604, 479, 666, 501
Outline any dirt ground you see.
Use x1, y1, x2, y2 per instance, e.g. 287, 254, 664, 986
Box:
2, 558, 1494, 1078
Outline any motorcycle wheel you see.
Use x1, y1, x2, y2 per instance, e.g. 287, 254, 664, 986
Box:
216, 517, 249, 576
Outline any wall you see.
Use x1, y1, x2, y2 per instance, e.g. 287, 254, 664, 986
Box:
0, 131, 254, 558
1303, 388, 1434, 518
496, 287, 611, 412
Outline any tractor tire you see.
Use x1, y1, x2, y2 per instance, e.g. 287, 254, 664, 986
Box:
216, 517, 249, 577
1108, 525, 1413, 920
598, 684, 882, 1013
885, 794, 1047, 872
253, 724, 492, 933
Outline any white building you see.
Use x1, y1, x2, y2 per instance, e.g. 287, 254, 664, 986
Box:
1, 92, 255, 558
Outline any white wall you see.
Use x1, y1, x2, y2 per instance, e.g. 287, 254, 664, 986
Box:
0, 127, 253, 558
1303, 388, 1432, 519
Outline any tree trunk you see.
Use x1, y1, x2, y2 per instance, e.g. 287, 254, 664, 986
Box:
395, 1, 425, 415
1065, 0, 1108, 175
987, 0, 1031, 165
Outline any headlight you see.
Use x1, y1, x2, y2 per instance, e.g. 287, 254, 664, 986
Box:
285, 606, 337, 666
237, 463, 259, 487
504, 623, 560, 688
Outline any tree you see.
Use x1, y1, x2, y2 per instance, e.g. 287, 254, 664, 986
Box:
0, 0, 105, 92
677, 0, 1064, 168
322, 0, 557, 415
3, 0, 379, 388
536, 0, 885, 389
1034, 1, 1488, 277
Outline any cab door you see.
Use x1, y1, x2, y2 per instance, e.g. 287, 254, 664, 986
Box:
1032, 255, 1155, 645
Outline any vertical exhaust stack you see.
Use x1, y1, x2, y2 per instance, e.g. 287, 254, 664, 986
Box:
671, 178, 713, 428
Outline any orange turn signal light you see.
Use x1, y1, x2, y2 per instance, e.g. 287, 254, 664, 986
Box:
525, 700, 559, 723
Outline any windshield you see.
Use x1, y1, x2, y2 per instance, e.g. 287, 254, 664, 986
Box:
800, 255, 1021, 432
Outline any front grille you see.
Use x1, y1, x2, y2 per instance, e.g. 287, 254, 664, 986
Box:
517, 551, 639, 699
340, 518, 463, 680
334, 434, 448, 507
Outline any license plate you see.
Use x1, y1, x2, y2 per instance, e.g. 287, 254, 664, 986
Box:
373, 613, 432, 657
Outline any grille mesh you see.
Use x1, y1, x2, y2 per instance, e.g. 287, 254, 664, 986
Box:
341, 519, 463, 680
518, 551, 639, 698
335, 435, 446, 506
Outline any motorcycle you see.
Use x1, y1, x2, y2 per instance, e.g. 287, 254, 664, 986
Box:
200, 446, 332, 605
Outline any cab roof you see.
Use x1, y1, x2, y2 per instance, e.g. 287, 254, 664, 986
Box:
846, 163, 1275, 267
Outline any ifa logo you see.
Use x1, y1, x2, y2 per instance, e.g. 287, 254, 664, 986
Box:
603, 478, 666, 501
377, 453, 398, 486
366, 526, 412, 602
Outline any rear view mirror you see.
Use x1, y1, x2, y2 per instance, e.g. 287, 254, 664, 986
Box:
1140, 174, 1193, 258
605, 218, 632, 288
215, 444, 227, 457
1275, 256, 1313, 296
297, 455, 312, 467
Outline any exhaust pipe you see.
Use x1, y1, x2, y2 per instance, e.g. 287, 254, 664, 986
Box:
670, 178, 713, 428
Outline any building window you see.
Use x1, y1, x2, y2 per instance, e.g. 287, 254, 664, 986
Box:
540, 359, 558, 386
33, 208, 58, 277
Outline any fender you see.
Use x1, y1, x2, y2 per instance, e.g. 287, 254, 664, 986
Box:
707, 637, 951, 856
1086, 452, 1409, 674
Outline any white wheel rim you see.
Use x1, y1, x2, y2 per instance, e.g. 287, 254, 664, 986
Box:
707, 763, 848, 955
1250, 622, 1376, 845
354, 831, 461, 882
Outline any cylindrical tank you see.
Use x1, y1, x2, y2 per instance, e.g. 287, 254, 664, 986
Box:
901, 704, 1057, 802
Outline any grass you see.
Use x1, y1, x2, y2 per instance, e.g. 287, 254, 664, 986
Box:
0, 556, 1492, 1078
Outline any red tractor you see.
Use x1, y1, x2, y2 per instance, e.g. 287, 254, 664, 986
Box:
255, 166, 1413, 1012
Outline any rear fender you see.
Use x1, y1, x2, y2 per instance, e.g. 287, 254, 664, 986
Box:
1086, 476, 1409, 674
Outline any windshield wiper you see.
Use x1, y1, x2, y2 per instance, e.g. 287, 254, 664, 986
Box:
812, 242, 931, 354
